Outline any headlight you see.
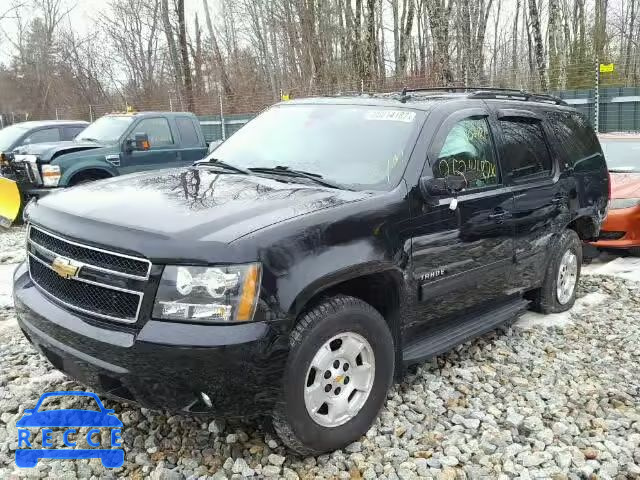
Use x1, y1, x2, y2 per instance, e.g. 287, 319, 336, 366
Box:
609, 198, 640, 210
152, 263, 261, 323
41, 165, 61, 187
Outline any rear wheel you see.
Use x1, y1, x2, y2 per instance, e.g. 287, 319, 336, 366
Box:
273, 295, 394, 455
529, 229, 582, 313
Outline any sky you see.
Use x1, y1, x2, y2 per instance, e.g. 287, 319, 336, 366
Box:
0, 0, 214, 59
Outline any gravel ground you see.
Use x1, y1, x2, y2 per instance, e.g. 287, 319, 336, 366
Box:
0, 226, 639, 479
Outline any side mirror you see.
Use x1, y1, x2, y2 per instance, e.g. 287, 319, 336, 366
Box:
419, 175, 467, 198
420, 177, 449, 197
126, 133, 151, 152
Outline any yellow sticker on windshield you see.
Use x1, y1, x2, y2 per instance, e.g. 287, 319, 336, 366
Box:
365, 110, 416, 123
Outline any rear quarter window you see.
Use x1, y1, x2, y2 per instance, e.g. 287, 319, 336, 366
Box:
175, 117, 201, 147
546, 111, 602, 171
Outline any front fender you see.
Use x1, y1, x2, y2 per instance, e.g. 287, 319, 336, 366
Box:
56, 158, 119, 186
269, 238, 406, 316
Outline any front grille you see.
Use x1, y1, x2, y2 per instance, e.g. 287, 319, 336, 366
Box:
27, 225, 150, 323
29, 258, 140, 321
9, 161, 35, 185
599, 231, 625, 240
29, 227, 150, 278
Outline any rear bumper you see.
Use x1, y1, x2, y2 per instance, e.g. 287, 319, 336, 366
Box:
13, 262, 289, 416
592, 206, 640, 249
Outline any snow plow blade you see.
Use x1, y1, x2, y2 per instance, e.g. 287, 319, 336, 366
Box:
0, 176, 21, 228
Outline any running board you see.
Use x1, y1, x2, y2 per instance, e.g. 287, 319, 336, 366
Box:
402, 298, 529, 364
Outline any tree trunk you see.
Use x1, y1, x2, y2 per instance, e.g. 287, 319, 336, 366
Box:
177, 0, 194, 111
548, 0, 560, 89
203, 0, 232, 95
625, 0, 637, 77
161, 0, 182, 97
397, 0, 415, 75
527, 0, 547, 91
594, 0, 608, 61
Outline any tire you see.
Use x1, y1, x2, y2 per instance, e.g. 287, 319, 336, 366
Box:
529, 229, 582, 314
273, 295, 394, 455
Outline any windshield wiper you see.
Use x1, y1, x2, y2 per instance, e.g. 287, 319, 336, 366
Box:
194, 158, 251, 175
248, 166, 352, 190
77, 137, 101, 143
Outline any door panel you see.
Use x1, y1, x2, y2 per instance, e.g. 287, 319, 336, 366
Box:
413, 190, 515, 321
496, 114, 570, 290
408, 109, 516, 336
120, 117, 179, 173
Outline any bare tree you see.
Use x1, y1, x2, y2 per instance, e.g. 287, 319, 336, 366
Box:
202, 0, 232, 95
527, 0, 547, 90
177, 0, 194, 111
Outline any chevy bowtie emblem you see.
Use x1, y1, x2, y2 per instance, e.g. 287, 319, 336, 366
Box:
51, 256, 80, 279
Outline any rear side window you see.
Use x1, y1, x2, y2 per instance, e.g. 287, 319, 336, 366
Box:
23, 127, 60, 145
499, 118, 552, 180
63, 126, 86, 140
176, 117, 200, 147
546, 111, 601, 167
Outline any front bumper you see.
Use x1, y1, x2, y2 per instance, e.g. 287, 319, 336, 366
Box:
592, 205, 640, 249
13, 262, 289, 416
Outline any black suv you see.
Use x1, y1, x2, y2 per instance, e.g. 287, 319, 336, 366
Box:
13, 89, 609, 455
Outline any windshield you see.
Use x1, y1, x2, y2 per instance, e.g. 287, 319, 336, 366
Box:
601, 138, 640, 172
76, 116, 134, 144
0, 124, 28, 151
208, 104, 423, 190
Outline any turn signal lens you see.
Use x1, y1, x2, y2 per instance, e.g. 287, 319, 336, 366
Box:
236, 264, 261, 321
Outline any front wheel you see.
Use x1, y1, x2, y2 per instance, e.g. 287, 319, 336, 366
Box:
529, 229, 582, 313
273, 295, 394, 455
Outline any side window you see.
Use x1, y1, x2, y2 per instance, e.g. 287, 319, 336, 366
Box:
23, 128, 60, 145
175, 117, 200, 147
546, 111, 601, 167
499, 118, 552, 180
63, 126, 85, 141
434, 117, 499, 189
131, 118, 174, 146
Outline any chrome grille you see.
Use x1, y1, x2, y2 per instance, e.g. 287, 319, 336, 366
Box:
29, 227, 150, 279
27, 225, 150, 323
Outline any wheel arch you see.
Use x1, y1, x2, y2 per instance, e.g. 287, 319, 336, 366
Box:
567, 215, 599, 241
65, 166, 116, 186
287, 265, 405, 358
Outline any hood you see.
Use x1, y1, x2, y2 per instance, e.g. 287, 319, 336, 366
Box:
13, 140, 106, 161
610, 172, 640, 199
29, 167, 372, 258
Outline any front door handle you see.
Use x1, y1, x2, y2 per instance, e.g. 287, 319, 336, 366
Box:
488, 209, 512, 222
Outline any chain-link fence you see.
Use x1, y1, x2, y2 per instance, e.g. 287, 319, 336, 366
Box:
2, 57, 639, 142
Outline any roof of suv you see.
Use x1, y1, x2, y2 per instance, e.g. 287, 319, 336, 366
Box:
285, 88, 571, 112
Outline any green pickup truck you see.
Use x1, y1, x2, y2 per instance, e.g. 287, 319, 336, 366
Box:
3, 111, 209, 200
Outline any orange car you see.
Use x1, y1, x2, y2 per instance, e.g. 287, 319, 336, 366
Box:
593, 133, 640, 254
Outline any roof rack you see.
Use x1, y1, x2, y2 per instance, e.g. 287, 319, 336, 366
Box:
399, 86, 568, 106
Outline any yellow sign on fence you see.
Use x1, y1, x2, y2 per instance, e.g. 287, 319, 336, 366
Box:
599, 63, 615, 73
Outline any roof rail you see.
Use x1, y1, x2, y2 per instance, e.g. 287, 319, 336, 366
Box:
398, 86, 568, 106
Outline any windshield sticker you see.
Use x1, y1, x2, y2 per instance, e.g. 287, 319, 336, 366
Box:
365, 110, 416, 123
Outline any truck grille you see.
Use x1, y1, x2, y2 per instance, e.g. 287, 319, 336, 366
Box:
9, 161, 36, 186
27, 225, 150, 323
